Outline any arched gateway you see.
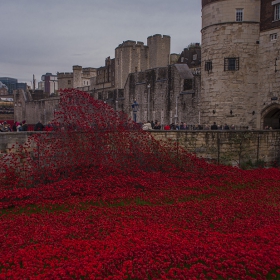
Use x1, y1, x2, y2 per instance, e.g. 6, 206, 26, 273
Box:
261, 104, 280, 129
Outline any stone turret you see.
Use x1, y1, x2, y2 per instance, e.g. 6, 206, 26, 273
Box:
147, 34, 170, 69
115, 40, 149, 89
72, 65, 83, 89
57, 72, 73, 90
114, 35, 171, 89
201, 0, 260, 128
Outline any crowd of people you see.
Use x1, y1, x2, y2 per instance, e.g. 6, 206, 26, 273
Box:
0, 120, 55, 132
0, 120, 29, 132
0, 119, 276, 132
142, 120, 238, 131
0, 121, 12, 132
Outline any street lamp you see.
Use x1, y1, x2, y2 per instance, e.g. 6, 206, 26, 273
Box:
174, 94, 179, 122
147, 84, 151, 121
116, 100, 118, 111
132, 100, 139, 123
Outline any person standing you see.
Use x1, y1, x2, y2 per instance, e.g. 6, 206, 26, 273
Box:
45, 121, 54, 131
12, 122, 17, 132
142, 121, 153, 130
22, 120, 28, 131
224, 123, 229, 130
16, 123, 22, 132
180, 122, 188, 130
164, 124, 171, 130
211, 122, 218, 130
154, 121, 161, 130
34, 120, 45, 131
2, 122, 10, 132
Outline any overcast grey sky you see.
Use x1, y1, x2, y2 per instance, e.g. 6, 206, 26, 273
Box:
0, 0, 201, 86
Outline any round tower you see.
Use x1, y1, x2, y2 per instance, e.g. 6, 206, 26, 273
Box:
72, 65, 83, 89
201, 0, 261, 129
147, 34, 170, 69
115, 40, 149, 89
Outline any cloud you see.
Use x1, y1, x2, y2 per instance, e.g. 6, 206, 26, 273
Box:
0, 0, 201, 84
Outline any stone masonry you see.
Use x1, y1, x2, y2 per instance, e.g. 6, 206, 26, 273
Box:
201, 0, 280, 129
115, 34, 170, 89
58, 66, 96, 92
201, 0, 260, 129
123, 64, 200, 126
1, 130, 280, 168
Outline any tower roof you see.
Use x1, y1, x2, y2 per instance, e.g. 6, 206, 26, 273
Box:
174, 64, 193, 79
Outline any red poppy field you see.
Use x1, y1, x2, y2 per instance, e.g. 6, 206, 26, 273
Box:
1, 90, 280, 279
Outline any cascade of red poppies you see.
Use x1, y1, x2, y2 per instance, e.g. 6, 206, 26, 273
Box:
1, 89, 280, 279
1, 88, 226, 190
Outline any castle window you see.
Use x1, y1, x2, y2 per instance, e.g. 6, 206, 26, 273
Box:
108, 91, 113, 99
274, 4, 280, 21
118, 89, 124, 98
205, 61, 212, 72
224, 57, 239, 71
236, 9, 243, 22
270, 33, 277, 40
68, 80, 71, 85
183, 79, 193, 91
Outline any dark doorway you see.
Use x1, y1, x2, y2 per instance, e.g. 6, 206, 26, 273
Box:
263, 105, 280, 129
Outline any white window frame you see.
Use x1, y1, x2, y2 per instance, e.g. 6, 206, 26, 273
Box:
270, 33, 278, 40
236, 8, 243, 22
275, 3, 280, 21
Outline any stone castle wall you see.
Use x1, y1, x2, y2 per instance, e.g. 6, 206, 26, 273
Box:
58, 67, 96, 92
260, 0, 280, 31
201, 0, 261, 129
123, 65, 199, 125
258, 28, 280, 128
151, 130, 280, 166
14, 91, 59, 125
1, 131, 280, 168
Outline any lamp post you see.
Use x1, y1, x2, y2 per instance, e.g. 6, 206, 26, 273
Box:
116, 100, 118, 111
147, 84, 151, 121
132, 100, 139, 123
174, 94, 179, 122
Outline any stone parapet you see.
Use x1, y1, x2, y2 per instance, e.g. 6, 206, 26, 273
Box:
202, 0, 260, 29
0, 132, 45, 155
1, 131, 280, 167
150, 130, 280, 166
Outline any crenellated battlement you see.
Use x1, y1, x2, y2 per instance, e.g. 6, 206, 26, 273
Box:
57, 72, 73, 79
116, 40, 147, 49
82, 67, 96, 72
147, 34, 170, 41
147, 34, 170, 69
73, 65, 83, 70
